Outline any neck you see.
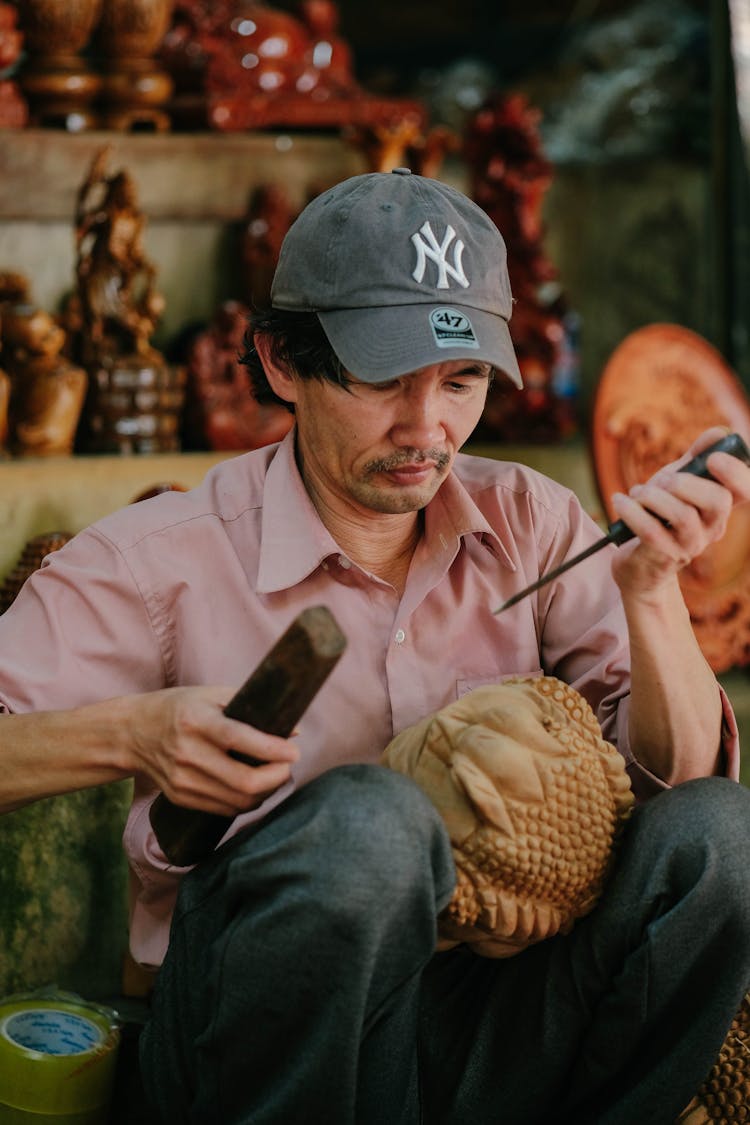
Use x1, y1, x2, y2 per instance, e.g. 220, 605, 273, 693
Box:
312, 490, 422, 595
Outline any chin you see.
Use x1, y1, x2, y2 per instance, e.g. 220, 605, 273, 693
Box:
362, 487, 437, 514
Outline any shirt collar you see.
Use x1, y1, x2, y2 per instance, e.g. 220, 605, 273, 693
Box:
257, 430, 516, 594
424, 465, 516, 571
257, 429, 342, 593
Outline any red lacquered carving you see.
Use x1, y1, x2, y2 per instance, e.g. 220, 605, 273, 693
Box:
182, 299, 293, 452
592, 323, 750, 672
464, 93, 577, 443
159, 0, 425, 131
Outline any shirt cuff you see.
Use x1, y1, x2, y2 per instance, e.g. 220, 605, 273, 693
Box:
624, 682, 740, 802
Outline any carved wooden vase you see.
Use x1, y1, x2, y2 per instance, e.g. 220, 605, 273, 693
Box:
97, 0, 174, 130
80, 348, 186, 455
16, 0, 103, 130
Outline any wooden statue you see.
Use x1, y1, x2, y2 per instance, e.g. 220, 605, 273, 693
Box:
1, 306, 87, 458
182, 300, 293, 451
75, 147, 165, 363
0, 532, 74, 614
240, 184, 294, 308
345, 120, 460, 178
383, 676, 633, 956
0, 311, 81, 457
158, 0, 425, 131
0, 271, 26, 457
382, 673, 750, 1120
72, 148, 185, 454
464, 93, 577, 443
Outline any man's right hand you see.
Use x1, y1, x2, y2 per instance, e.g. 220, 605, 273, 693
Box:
124, 686, 300, 816
0, 687, 299, 817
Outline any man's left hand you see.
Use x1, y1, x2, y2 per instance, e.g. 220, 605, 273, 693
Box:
610, 426, 750, 597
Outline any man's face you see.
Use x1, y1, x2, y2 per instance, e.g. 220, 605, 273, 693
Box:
291, 360, 492, 516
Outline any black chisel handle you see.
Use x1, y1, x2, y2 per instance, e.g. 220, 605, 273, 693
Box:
607, 432, 750, 546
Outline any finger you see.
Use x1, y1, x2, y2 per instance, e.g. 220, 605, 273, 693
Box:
168, 691, 300, 766
704, 449, 750, 503
678, 425, 731, 464
162, 757, 295, 817
640, 472, 732, 525
611, 489, 698, 561
214, 714, 301, 764
665, 472, 733, 531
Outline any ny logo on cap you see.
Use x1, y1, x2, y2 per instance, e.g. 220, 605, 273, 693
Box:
411, 222, 469, 290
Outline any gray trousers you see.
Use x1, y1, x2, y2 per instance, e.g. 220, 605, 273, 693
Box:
139, 765, 750, 1124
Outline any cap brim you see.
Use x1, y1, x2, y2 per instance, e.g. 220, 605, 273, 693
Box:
317, 304, 523, 389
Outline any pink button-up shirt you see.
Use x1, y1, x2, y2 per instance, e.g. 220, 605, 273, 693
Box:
0, 430, 739, 967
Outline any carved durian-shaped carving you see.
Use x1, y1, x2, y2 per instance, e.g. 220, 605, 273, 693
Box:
382, 676, 634, 957
0, 531, 73, 614
677, 992, 750, 1123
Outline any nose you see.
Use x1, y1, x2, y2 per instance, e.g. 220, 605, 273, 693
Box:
389, 384, 445, 450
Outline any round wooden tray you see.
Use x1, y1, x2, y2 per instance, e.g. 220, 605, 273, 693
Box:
591, 323, 750, 672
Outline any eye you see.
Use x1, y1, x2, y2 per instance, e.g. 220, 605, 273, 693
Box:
365, 378, 401, 393
445, 376, 485, 394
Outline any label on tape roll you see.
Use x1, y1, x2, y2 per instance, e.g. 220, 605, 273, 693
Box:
2, 1010, 103, 1057
0, 991, 119, 1118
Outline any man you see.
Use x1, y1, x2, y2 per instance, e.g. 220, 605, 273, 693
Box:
1, 170, 750, 1124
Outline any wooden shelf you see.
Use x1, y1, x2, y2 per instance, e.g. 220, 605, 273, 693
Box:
0, 127, 369, 220
0, 449, 236, 577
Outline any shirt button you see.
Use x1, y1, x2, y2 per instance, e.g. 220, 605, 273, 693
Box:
338, 556, 352, 569
394, 629, 406, 644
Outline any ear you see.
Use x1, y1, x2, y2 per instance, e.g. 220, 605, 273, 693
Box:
254, 332, 299, 407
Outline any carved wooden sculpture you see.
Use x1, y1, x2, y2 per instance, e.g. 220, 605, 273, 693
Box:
464, 93, 576, 442
591, 323, 750, 673
345, 120, 460, 178
159, 0, 425, 131
72, 148, 185, 453
75, 147, 165, 364
240, 184, 294, 309
0, 532, 73, 614
182, 299, 293, 451
0, 305, 87, 457
0, 273, 22, 456
677, 999, 750, 1122
383, 676, 750, 1120
383, 676, 634, 957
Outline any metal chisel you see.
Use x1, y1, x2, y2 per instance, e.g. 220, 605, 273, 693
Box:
493, 432, 750, 615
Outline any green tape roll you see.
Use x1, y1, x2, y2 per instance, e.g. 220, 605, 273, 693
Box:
0, 991, 119, 1124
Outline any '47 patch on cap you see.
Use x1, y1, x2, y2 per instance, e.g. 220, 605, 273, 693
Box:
430, 307, 479, 350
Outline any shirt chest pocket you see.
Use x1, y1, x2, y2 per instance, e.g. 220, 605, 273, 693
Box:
456, 669, 544, 699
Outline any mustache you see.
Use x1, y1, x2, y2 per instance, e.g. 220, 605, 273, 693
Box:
363, 449, 451, 474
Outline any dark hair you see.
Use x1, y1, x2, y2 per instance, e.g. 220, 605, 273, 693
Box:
240, 307, 353, 413
241, 306, 499, 412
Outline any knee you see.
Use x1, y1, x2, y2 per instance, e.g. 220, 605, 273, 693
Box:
635, 777, 750, 925
302, 764, 455, 901
643, 776, 750, 849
